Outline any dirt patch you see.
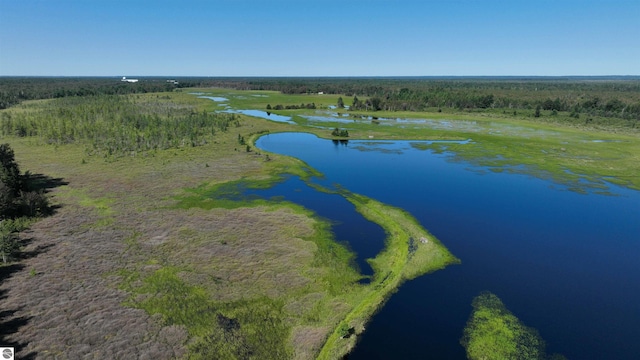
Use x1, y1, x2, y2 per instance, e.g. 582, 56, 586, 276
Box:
291, 326, 331, 360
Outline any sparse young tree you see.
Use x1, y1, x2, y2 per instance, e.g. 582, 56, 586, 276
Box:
0, 227, 19, 264
19, 190, 49, 217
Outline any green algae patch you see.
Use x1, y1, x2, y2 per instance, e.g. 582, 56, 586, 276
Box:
461, 292, 566, 360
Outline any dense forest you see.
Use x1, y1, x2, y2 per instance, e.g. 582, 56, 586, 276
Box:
2, 76, 640, 127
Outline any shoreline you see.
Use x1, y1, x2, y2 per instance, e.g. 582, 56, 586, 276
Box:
315, 193, 459, 359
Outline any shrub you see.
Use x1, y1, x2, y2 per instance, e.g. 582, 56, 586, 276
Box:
18, 190, 50, 217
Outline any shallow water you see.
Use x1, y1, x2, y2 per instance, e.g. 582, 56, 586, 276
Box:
256, 132, 640, 360
197, 95, 228, 102
220, 109, 294, 123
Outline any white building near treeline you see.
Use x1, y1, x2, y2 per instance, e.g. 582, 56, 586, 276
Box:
121, 76, 139, 83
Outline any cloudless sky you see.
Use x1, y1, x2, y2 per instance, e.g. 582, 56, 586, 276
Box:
1, 0, 639, 76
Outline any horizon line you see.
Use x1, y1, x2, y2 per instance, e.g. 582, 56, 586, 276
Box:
2, 75, 640, 79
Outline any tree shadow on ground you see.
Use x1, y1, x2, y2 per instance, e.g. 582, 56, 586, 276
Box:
24, 173, 69, 193
16, 238, 56, 261
0, 291, 37, 359
0, 173, 67, 359
25, 173, 68, 216
0, 263, 24, 283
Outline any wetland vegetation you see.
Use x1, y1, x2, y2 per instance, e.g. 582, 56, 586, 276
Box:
1, 77, 639, 359
461, 292, 565, 360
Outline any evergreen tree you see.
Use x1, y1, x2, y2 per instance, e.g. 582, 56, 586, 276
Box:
352, 96, 361, 110
0, 143, 21, 194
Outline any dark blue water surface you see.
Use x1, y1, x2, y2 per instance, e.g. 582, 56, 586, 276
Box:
242, 176, 386, 277
256, 132, 640, 360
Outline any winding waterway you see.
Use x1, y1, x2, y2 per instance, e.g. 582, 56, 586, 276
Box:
256, 132, 640, 359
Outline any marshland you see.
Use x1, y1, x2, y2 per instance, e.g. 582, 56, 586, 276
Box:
1, 76, 639, 359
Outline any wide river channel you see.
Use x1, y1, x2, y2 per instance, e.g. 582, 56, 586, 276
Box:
254, 132, 640, 359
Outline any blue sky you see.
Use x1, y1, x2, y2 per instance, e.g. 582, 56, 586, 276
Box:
1, 0, 638, 76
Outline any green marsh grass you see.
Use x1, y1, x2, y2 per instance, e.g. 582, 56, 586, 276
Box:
461, 292, 566, 360
119, 266, 293, 359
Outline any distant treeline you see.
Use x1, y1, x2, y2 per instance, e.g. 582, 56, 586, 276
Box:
0, 77, 198, 109
266, 103, 316, 110
206, 77, 640, 122
0, 94, 238, 157
2, 76, 640, 122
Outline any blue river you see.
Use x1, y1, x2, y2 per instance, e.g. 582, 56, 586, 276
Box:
255, 132, 640, 360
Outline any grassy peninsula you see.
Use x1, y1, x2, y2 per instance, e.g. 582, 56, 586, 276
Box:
317, 194, 458, 359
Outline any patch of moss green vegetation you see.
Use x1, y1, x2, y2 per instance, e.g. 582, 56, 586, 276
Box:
410, 128, 640, 192
57, 188, 115, 227
118, 266, 292, 359
304, 215, 364, 295
175, 177, 285, 210
461, 292, 566, 360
